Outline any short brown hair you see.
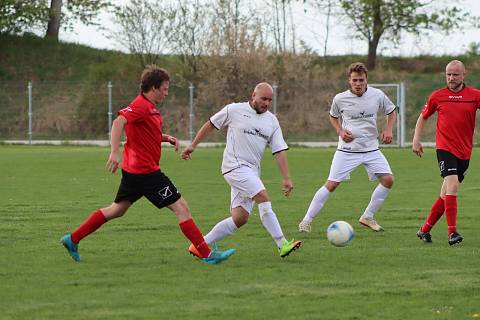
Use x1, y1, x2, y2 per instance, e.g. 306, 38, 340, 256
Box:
140, 65, 170, 93
347, 62, 368, 78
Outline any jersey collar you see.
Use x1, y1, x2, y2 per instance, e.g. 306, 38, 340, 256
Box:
349, 86, 368, 97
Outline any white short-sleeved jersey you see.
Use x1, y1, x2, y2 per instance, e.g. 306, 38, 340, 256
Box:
330, 87, 396, 152
210, 102, 288, 174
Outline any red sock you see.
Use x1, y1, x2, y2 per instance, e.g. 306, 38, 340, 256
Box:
179, 219, 211, 258
71, 210, 107, 244
445, 195, 457, 235
421, 197, 445, 232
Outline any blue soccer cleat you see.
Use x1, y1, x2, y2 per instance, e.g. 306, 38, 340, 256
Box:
202, 243, 236, 265
61, 234, 80, 262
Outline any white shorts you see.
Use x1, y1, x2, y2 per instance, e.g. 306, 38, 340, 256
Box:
223, 166, 265, 214
328, 150, 393, 182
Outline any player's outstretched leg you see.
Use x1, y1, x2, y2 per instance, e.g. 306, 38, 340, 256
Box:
299, 186, 332, 233
279, 239, 302, 258
61, 234, 80, 262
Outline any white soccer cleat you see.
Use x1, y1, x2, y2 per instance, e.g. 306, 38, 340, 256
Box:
298, 220, 312, 233
358, 216, 383, 232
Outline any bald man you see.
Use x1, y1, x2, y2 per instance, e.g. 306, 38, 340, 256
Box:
413, 60, 480, 245
181, 82, 302, 259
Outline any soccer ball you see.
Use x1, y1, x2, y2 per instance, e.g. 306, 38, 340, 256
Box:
326, 221, 354, 247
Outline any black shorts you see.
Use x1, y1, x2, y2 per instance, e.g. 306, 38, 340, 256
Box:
436, 149, 469, 183
114, 170, 181, 209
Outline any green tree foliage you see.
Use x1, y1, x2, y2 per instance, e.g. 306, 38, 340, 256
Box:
313, 0, 468, 69
0, 0, 47, 34
0, 0, 111, 39
45, 0, 112, 40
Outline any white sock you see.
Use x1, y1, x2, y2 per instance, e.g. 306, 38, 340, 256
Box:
303, 186, 331, 222
204, 217, 237, 245
362, 184, 391, 219
258, 202, 286, 248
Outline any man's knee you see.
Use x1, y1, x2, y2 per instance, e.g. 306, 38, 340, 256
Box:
325, 180, 340, 192
231, 207, 249, 227
444, 175, 459, 195
379, 174, 394, 189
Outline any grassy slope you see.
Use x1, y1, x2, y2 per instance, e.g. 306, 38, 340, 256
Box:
0, 145, 479, 319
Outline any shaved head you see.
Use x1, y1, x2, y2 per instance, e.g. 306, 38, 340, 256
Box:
445, 60, 466, 92
251, 82, 273, 114
254, 82, 273, 95
446, 60, 465, 73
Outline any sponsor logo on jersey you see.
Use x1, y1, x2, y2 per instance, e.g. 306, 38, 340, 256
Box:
244, 128, 269, 140
350, 111, 374, 120
448, 95, 463, 99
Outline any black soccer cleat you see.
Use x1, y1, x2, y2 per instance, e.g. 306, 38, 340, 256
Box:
448, 231, 463, 246
417, 228, 432, 243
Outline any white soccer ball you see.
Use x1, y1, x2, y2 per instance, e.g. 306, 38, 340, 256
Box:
326, 221, 354, 247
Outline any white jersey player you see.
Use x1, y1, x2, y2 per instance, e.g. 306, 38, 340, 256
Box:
182, 82, 301, 258
299, 62, 396, 233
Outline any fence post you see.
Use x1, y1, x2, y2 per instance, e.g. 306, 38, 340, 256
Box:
188, 82, 194, 142
396, 84, 401, 147
400, 82, 406, 147
28, 81, 33, 145
272, 83, 278, 115
108, 81, 113, 143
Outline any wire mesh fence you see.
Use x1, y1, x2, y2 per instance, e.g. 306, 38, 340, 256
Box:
0, 79, 423, 145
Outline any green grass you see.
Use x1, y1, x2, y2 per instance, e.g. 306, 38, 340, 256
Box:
1, 146, 479, 320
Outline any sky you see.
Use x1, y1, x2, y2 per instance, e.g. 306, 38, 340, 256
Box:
59, 0, 480, 57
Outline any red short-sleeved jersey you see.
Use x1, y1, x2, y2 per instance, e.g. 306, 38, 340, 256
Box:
421, 85, 480, 160
118, 94, 162, 174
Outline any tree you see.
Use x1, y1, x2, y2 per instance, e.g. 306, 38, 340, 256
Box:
342, 0, 468, 69
45, 0, 62, 39
271, 0, 297, 53
466, 42, 480, 57
0, 0, 111, 39
207, 0, 268, 56
168, 0, 211, 81
113, 0, 174, 67
205, 0, 270, 99
308, 0, 468, 69
45, 0, 112, 40
0, 0, 47, 35
303, 0, 337, 57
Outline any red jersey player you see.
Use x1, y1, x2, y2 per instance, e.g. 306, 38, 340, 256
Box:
61, 65, 235, 264
413, 60, 480, 245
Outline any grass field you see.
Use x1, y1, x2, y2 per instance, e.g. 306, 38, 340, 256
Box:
1, 145, 479, 320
